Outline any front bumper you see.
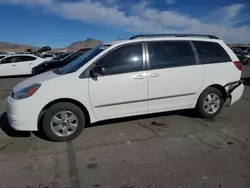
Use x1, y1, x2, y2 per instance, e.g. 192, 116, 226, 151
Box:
226, 81, 244, 106
7, 96, 42, 131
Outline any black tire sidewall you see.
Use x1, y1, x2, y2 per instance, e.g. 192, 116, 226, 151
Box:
196, 87, 224, 119
43, 102, 85, 142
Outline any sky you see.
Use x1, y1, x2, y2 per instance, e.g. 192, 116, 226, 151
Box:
0, 0, 249, 47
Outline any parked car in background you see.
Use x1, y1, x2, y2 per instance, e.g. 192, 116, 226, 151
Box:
232, 48, 248, 65
245, 48, 250, 59
0, 54, 45, 76
32, 48, 91, 75
41, 53, 56, 60
5, 52, 16, 55
53, 52, 71, 61
0, 54, 8, 60
8, 34, 244, 141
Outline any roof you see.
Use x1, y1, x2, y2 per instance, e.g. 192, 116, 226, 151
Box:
104, 36, 222, 47
4, 53, 43, 59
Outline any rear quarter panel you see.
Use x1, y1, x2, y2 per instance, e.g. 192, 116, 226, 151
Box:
193, 41, 242, 105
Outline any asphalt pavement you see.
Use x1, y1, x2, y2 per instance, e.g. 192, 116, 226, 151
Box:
0, 67, 250, 188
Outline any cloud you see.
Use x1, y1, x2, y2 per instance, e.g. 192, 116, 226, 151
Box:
0, 0, 249, 43
203, 4, 246, 25
165, 0, 177, 5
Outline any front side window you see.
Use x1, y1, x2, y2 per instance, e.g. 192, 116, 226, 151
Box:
58, 45, 111, 74
193, 41, 231, 64
147, 41, 196, 70
0, 56, 22, 64
96, 43, 143, 76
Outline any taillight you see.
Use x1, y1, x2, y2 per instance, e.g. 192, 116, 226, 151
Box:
233, 61, 243, 71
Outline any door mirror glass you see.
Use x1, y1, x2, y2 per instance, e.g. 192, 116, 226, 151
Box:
91, 66, 105, 77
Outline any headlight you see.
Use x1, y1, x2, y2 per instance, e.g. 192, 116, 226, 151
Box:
12, 84, 41, 100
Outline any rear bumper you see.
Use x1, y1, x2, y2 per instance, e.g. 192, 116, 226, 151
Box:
226, 81, 244, 106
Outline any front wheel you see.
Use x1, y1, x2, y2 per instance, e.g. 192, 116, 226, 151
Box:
196, 87, 224, 119
42, 102, 85, 142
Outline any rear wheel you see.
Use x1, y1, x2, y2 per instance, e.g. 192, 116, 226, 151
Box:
196, 87, 224, 119
31, 68, 37, 75
42, 102, 85, 142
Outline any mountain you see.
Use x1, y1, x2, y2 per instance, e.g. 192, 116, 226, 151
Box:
0, 41, 37, 53
0, 38, 102, 53
66, 38, 102, 50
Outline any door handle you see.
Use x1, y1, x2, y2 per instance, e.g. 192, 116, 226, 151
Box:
149, 73, 159, 78
29, 63, 33, 65
133, 74, 145, 79
12, 65, 16, 67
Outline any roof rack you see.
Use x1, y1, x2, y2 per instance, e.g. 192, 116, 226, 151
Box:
130, 34, 219, 40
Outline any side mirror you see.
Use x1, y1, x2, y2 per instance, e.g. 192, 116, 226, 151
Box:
91, 66, 105, 77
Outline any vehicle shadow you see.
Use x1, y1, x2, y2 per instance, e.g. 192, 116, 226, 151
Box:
0, 75, 31, 79
0, 112, 31, 137
241, 77, 250, 86
0, 109, 197, 140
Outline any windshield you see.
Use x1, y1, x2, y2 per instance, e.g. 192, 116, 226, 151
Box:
56, 45, 110, 74
62, 52, 74, 61
56, 53, 70, 60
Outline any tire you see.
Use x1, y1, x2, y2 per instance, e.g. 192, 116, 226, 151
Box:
42, 102, 85, 142
31, 68, 37, 75
196, 87, 224, 119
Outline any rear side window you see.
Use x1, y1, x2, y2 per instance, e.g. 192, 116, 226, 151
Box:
193, 41, 231, 64
147, 41, 196, 70
21, 56, 36, 61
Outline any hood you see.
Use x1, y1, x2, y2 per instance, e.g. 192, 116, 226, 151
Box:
13, 71, 60, 93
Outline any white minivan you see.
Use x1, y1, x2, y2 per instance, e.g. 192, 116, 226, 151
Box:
7, 34, 244, 141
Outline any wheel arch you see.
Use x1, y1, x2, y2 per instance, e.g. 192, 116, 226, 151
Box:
199, 84, 227, 101
38, 98, 91, 129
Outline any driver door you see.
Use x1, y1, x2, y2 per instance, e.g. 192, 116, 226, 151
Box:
89, 43, 148, 120
0, 56, 22, 76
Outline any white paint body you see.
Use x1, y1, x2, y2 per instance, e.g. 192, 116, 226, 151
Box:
0, 54, 45, 76
7, 37, 244, 131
